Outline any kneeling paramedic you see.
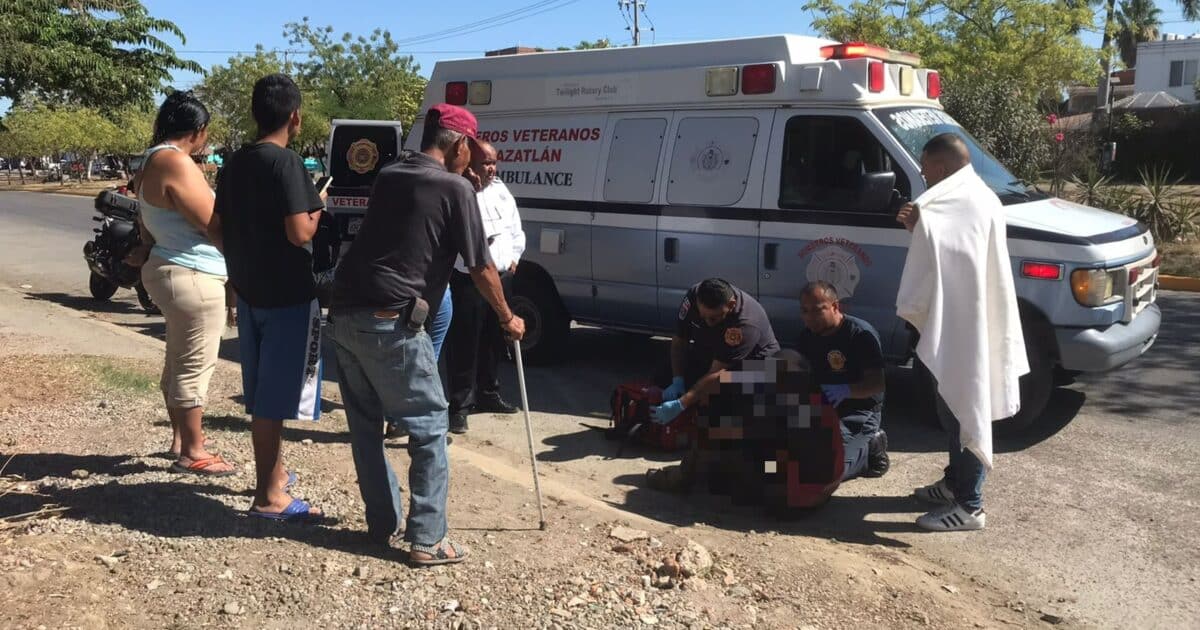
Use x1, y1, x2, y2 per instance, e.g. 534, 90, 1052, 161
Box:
645, 278, 780, 490
796, 281, 890, 481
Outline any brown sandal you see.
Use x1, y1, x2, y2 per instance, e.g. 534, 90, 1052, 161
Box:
170, 454, 236, 477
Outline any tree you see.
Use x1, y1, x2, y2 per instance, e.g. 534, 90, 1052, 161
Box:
0, 0, 201, 108
940, 77, 1052, 182
803, 0, 1098, 100
284, 19, 427, 152
556, 38, 615, 51
1115, 0, 1161, 68
195, 48, 289, 150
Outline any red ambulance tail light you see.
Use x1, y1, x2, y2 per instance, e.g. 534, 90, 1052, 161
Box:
868, 61, 885, 93
1021, 261, 1064, 280
445, 81, 468, 105
927, 71, 942, 99
741, 64, 776, 95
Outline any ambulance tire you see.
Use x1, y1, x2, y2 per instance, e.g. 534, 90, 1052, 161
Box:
509, 276, 569, 365
994, 319, 1055, 437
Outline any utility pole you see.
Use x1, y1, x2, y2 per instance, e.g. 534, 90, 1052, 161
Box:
619, 1, 647, 46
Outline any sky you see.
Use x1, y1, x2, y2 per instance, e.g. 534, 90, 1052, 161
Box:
3, 0, 1200, 113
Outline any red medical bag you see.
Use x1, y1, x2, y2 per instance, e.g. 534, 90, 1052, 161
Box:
609, 381, 696, 451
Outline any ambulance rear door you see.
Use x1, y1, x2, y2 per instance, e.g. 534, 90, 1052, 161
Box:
656, 109, 775, 330
758, 108, 918, 356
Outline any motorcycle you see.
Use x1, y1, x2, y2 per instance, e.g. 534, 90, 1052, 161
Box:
83, 188, 159, 314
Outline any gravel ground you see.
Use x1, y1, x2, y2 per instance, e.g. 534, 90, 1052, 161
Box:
0, 352, 1042, 630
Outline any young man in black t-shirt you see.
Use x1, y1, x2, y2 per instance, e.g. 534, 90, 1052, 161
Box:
796, 281, 890, 480
209, 74, 325, 521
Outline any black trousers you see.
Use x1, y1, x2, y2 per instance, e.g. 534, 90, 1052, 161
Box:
445, 270, 511, 413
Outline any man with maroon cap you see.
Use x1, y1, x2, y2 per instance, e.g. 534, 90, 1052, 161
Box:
329, 104, 525, 566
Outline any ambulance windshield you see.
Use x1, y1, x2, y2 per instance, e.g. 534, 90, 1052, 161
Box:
875, 106, 1043, 204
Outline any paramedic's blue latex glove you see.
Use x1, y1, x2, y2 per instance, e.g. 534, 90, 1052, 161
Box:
651, 400, 684, 424
662, 377, 686, 402
821, 384, 852, 407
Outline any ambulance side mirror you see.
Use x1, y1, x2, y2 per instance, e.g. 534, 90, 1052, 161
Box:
857, 171, 897, 213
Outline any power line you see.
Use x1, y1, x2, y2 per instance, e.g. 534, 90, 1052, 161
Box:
389, 0, 565, 46
391, 0, 585, 47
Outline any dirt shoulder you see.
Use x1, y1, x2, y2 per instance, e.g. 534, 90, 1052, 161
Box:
0, 291, 1042, 629
0, 180, 114, 197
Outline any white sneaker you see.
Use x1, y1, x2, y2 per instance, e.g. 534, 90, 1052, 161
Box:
913, 479, 956, 505
917, 504, 986, 531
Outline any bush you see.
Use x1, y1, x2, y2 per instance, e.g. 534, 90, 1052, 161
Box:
1070, 164, 1200, 242
941, 77, 1051, 183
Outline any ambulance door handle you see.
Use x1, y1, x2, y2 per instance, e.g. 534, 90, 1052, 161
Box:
763, 243, 779, 271
664, 238, 679, 264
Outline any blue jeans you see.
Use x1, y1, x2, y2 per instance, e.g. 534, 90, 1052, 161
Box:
328, 309, 450, 546
386, 287, 450, 431
937, 394, 986, 511
840, 410, 880, 481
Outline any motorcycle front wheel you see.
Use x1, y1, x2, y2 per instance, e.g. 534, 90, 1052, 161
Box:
88, 271, 119, 301
135, 282, 160, 315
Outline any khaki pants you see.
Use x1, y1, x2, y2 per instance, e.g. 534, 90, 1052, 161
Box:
141, 256, 227, 408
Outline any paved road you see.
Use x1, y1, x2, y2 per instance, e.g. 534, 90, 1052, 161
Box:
3, 191, 1198, 628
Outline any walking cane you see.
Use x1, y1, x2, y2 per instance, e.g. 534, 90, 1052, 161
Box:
512, 340, 547, 530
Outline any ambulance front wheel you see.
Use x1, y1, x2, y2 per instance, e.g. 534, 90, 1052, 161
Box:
994, 322, 1055, 437
509, 274, 569, 365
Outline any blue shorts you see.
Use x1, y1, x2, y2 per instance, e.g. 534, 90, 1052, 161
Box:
237, 297, 322, 421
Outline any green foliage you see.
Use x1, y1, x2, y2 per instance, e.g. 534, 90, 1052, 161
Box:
1114, 0, 1161, 68
0, 103, 153, 163
803, 0, 1099, 99
0, 0, 201, 108
1070, 164, 1200, 241
939, 77, 1051, 182
194, 47, 289, 150
284, 19, 427, 149
556, 38, 615, 51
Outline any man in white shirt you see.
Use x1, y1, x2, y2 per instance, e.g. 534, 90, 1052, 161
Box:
445, 140, 526, 434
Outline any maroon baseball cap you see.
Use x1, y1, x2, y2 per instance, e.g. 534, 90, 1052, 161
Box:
427, 103, 477, 140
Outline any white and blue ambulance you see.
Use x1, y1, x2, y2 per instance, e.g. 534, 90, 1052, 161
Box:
330, 35, 1160, 432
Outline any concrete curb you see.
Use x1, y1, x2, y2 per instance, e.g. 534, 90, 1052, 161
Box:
1159, 275, 1200, 292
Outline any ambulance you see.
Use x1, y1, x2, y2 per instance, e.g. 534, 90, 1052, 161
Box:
375, 35, 1160, 432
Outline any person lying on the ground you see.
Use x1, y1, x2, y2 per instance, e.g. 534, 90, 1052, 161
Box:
796, 280, 890, 481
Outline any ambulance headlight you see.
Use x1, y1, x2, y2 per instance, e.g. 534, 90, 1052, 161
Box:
1070, 268, 1120, 306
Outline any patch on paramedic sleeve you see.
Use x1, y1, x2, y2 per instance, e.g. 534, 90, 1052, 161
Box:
724, 327, 744, 347
678, 297, 691, 321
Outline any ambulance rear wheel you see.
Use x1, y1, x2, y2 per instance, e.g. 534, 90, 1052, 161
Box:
509, 278, 568, 365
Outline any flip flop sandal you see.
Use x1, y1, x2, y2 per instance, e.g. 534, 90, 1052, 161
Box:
409, 538, 470, 566
169, 454, 236, 477
283, 471, 298, 492
247, 498, 322, 523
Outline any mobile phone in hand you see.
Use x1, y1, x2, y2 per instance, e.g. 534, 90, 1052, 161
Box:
315, 175, 333, 196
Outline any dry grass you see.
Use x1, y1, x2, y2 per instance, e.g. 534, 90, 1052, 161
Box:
0, 454, 66, 531
1160, 241, 1200, 278
0, 180, 114, 197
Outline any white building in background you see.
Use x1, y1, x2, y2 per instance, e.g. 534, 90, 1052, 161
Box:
1134, 35, 1200, 103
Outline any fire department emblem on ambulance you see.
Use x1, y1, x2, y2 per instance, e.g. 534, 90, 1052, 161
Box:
725, 327, 743, 347
347, 139, 380, 175
695, 142, 727, 175
805, 245, 861, 299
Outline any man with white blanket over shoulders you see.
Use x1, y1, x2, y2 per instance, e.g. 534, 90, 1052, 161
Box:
896, 133, 1029, 532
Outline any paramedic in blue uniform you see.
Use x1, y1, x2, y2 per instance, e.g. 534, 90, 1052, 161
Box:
795, 280, 890, 480
651, 278, 782, 423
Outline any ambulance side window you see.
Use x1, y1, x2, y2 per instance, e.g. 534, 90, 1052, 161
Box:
778, 116, 910, 213
667, 117, 759, 206
604, 118, 667, 203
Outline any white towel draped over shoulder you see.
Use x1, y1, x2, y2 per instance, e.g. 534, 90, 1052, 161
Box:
896, 164, 1029, 469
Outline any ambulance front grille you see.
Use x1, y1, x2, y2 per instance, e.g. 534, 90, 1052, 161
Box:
1122, 254, 1158, 323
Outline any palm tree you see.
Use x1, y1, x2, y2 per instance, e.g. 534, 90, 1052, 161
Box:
1115, 0, 1163, 69
1094, 0, 1198, 115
